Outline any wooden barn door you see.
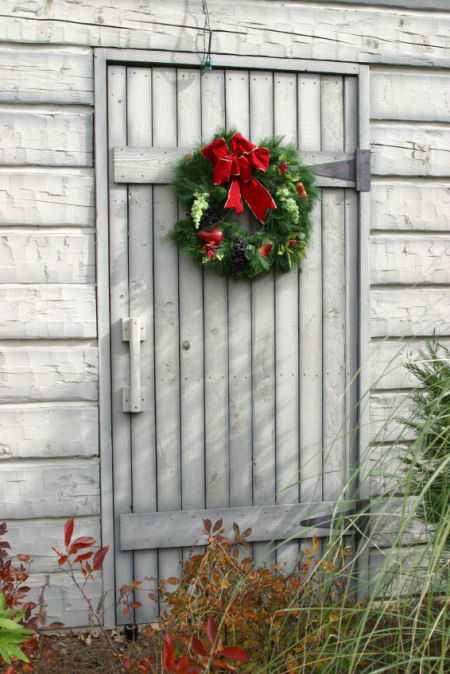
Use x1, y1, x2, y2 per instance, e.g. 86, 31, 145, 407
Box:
100, 54, 369, 623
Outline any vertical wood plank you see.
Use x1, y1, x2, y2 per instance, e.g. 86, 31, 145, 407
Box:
152, 67, 182, 582
177, 69, 205, 547
321, 76, 347, 503
107, 65, 133, 624
225, 71, 253, 511
298, 76, 323, 515
126, 66, 158, 622
274, 71, 300, 571
201, 70, 230, 510
250, 70, 276, 565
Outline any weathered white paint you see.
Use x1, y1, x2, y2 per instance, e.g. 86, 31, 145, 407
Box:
2, 460, 100, 519
369, 393, 414, 443
370, 288, 450, 337
0, 347, 98, 402
370, 235, 450, 285
371, 181, 450, 232
7, 518, 101, 573
0, 405, 99, 460
26, 573, 104, 628
0, 170, 95, 226
0, 230, 95, 283
371, 69, 450, 122
370, 338, 450, 390
0, 45, 93, 105
371, 124, 450, 177
369, 545, 429, 592
0, 285, 96, 338
1, 1, 450, 67
370, 498, 426, 547
0, 108, 93, 166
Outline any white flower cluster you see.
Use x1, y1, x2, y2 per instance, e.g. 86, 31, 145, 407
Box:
276, 186, 299, 224
191, 191, 209, 228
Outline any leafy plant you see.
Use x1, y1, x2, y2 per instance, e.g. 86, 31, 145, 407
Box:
398, 338, 450, 548
0, 591, 35, 667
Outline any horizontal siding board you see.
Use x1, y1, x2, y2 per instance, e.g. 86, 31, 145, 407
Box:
369, 393, 414, 443
370, 338, 450, 390
120, 502, 353, 551
371, 124, 450, 177
2, 460, 100, 519
371, 182, 450, 232
371, 69, 450, 122
370, 498, 426, 547
370, 236, 450, 285
0, 46, 93, 105
1, 3, 450, 67
0, 285, 97, 338
0, 170, 95, 227
0, 231, 95, 283
0, 405, 99, 460
0, 347, 98, 403
369, 545, 430, 592
26, 573, 103, 628
7, 518, 101, 573
370, 288, 450, 337
0, 109, 93, 166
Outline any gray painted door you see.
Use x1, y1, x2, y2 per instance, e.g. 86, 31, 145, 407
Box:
106, 61, 363, 623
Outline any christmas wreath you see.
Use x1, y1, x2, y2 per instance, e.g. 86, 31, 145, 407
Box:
169, 129, 319, 280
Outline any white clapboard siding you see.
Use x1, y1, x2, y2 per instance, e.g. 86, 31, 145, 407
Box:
369, 393, 414, 443
370, 288, 450, 338
369, 338, 450, 390
0, 347, 98, 402
371, 124, 450, 177
371, 69, 450, 122
370, 498, 426, 547
0, 45, 93, 104
0, 285, 96, 338
2, 460, 100, 519
0, 170, 95, 226
368, 443, 411, 497
1, 2, 450, 67
371, 181, 450, 232
370, 236, 450, 285
0, 231, 95, 283
7, 518, 101, 573
0, 405, 99, 460
0, 108, 93, 166
27, 573, 103, 628
369, 545, 430, 592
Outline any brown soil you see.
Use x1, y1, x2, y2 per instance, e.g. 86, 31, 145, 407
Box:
1, 627, 165, 674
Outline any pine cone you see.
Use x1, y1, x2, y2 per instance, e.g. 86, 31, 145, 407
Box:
230, 240, 248, 280
199, 206, 222, 230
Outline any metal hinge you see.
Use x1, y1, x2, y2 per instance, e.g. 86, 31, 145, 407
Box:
309, 148, 371, 192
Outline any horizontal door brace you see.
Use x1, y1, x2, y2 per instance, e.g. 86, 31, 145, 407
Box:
113, 147, 370, 191
120, 500, 360, 551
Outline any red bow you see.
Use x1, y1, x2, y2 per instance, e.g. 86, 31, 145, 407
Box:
201, 133, 276, 224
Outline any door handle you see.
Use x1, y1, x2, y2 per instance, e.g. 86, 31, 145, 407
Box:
121, 317, 146, 413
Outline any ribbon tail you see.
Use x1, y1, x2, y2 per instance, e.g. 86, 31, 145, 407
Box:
240, 178, 276, 224
225, 178, 244, 216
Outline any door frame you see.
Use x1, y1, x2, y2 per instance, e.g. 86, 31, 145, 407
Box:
94, 48, 370, 627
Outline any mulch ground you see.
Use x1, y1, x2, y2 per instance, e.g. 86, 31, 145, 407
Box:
1, 627, 165, 674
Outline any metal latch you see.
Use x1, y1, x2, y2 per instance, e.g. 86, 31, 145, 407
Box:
121, 318, 146, 413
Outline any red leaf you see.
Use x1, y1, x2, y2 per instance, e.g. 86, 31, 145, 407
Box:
212, 519, 223, 533
68, 536, 96, 554
206, 616, 218, 650
93, 545, 109, 570
191, 635, 209, 658
0, 522, 7, 535
74, 552, 93, 563
212, 660, 235, 671
122, 606, 129, 615
4, 667, 15, 674
163, 632, 175, 672
17, 554, 30, 563
58, 555, 68, 567
202, 518, 212, 533
130, 601, 142, 609
147, 593, 158, 602
220, 646, 250, 663
64, 517, 74, 548
166, 576, 179, 585
175, 654, 189, 671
